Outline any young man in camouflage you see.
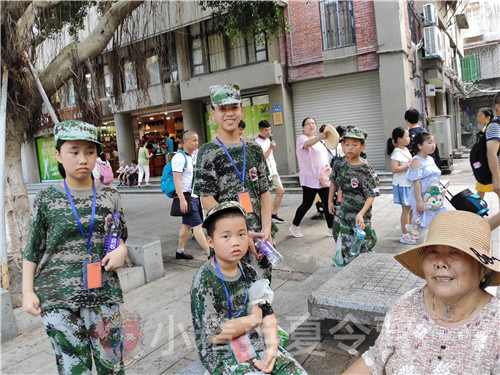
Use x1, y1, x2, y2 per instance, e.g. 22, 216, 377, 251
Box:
193, 83, 275, 281
329, 128, 379, 267
22, 120, 128, 374
191, 201, 307, 374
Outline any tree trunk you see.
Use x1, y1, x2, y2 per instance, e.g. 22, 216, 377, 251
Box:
3, 112, 31, 304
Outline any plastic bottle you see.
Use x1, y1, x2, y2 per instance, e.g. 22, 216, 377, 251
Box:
104, 214, 122, 254
350, 227, 366, 257
252, 234, 284, 267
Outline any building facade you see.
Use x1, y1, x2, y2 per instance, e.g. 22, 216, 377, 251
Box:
23, 0, 469, 183
459, 0, 500, 148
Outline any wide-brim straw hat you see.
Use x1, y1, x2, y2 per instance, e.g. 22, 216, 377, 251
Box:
322, 124, 340, 150
394, 210, 500, 286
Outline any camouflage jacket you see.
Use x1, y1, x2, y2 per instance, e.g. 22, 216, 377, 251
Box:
191, 261, 274, 372
23, 184, 127, 311
193, 139, 271, 233
334, 160, 379, 223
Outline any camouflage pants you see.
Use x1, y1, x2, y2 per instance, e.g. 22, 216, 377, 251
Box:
41, 306, 124, 375
333, 216, 377, 267
213, 347, 307, 375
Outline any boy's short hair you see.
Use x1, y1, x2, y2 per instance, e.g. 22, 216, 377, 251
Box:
238, 120, 246, 129
341, 127, 367, 145
131, 159, 137, 165
210, 83, 242, 107
203, 201, 247, 238
259, 120, 271, 129
404, 108, 420, 124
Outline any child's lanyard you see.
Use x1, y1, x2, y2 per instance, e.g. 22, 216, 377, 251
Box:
213, 256, 248, 320
216, 137, 246, 190
64, 180, 97, 259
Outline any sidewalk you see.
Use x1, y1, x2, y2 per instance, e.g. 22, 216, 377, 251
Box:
2, 158, 498, 374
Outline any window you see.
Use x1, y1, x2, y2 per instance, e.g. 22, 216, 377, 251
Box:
123, 60, 137, 92
103, 65, 112, 97
189, 21, 268, 76
320, 0, 356, 50
146, 55, 161, 86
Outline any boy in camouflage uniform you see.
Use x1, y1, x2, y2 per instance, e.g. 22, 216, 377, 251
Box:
191, 201, 307, 374
193, 83, 276, 281
329, 128, 379, 266
23, 121, 129, 374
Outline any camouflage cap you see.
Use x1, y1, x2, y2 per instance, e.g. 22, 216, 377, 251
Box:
341, 127, 368, 142
210, 83, 242, 107
202, 201, 247, 229
54, 120, 102, 146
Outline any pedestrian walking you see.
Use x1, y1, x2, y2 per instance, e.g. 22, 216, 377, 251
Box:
172, 130, 210, 260
138, 139, 152, 187
255, 120, 285, 224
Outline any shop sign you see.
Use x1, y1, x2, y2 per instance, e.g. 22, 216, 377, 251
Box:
36, 136, 62, 181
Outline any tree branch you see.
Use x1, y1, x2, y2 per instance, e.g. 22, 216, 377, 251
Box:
16, 1, 64, 43
38, 0, 144, 97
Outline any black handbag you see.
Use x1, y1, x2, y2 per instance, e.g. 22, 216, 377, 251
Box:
170, 192, 192, 216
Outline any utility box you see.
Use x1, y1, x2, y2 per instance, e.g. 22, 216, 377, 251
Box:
428, 115, 454, 174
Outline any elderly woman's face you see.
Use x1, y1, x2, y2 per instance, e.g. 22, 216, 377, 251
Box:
303, 119, 316, 137
422, 245, 482, 303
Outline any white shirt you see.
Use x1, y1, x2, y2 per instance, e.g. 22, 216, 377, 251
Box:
172, 150, 196, 193
254, 135, 278, 176
390, 147, 412, 187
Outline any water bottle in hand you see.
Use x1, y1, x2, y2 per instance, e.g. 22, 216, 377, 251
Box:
350, 226, 366, 257
104, 214, 122, 254
254, 236, 284, 267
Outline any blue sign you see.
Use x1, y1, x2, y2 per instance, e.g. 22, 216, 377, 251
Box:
273, 105, 282, 113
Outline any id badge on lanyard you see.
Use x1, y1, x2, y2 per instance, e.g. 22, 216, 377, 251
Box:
64, 180, 102, 290
213, 256, 255, 362
216, 137, 253, 213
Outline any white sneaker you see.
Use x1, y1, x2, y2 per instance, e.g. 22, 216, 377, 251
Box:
289, 225, 303, 238
326, 229, 334, 237
400, 233, 416, 245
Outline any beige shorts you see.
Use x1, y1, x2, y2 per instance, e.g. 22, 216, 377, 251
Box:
270, 173, 283, 190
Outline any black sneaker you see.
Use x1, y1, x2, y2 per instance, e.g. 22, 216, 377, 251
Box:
311, 212, 323, 220
272, 214, 285, 223
176, 250, 193, 260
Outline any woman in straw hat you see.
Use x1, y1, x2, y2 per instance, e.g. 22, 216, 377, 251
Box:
344, 210, 500, 374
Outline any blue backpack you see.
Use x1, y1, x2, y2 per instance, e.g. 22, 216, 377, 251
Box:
161, 151, 187, 198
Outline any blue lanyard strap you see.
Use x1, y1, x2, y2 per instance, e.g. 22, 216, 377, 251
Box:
216, 137, 246, 189
213, 256, 248, 320
64, 180, 97, 256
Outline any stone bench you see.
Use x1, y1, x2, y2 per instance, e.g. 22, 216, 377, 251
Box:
126, 234, 164, 283
175, 267, 341, 375
308, 253, 425, 326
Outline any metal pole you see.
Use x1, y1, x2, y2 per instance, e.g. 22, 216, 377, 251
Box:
1, 67, 9, 289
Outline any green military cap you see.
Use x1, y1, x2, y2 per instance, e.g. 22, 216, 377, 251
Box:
210, 83, 242, 107
341, 127, 368, 141
54, 120, 102, 145
202, 201, 247, 229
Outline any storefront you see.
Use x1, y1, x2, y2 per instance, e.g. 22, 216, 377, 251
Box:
203, 93, 271, 141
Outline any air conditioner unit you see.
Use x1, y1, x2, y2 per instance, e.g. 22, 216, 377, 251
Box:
423, 26, 442, 58
423, 3, 438, 25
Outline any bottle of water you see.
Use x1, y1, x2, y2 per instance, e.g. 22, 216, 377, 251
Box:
104, 214, 122, 254
350, 227, 366, 257
253, 237, 284, 267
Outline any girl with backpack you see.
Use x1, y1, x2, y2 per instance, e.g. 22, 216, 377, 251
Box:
22, 120, 128, 373
406, 132, 446, 242
92, 152, 115, 187
475, 107, 494, 198
386, 127, 416, 245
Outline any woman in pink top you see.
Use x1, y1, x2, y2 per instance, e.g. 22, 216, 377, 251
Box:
289, 117, 333, 238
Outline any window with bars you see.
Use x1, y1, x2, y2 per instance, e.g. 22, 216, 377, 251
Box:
189, 21, 268, 76
320, 0, 356, 50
